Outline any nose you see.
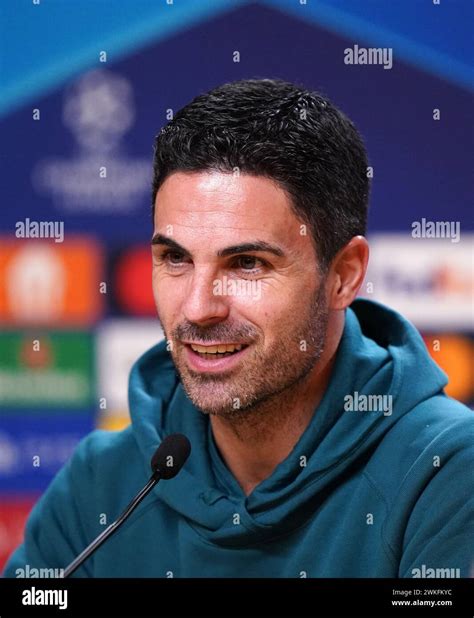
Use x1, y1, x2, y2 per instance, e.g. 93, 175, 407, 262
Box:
182, 268, 230, 325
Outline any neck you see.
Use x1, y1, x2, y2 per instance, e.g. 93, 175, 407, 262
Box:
210, 312, 344, 496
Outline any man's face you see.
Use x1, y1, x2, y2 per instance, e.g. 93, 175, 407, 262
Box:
152, 171, 329, 417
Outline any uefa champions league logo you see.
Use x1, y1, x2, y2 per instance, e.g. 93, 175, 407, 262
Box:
62, 69, 135, 155
32, 69, 150, 213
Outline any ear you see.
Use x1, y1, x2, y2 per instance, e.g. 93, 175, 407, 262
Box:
326, 236, 369, 310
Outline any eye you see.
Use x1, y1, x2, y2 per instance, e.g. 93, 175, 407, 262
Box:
234, 255, 265, 272
166, 251, 185, 264
159, 250, 189, 267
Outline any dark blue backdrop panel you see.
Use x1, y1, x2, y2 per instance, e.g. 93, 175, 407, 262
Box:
0, 3, 471, 246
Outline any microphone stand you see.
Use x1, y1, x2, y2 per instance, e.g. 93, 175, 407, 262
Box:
62, 472, 160, 578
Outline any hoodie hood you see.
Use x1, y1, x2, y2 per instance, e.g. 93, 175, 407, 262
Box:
128, 298, 448, 546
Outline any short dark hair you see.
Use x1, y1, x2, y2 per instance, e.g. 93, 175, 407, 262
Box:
151, 78, 370, 269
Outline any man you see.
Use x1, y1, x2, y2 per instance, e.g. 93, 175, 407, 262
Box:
4, 79, 473, 578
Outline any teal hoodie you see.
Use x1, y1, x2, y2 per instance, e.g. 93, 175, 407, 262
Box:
4, 299, 474, 578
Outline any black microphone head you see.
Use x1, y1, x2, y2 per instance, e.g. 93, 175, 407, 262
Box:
151, 434, 191, 480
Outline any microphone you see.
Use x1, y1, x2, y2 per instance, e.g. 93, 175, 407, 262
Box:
62, 433, 191, 578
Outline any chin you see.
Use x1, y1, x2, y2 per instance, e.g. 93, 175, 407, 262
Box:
192, 398, 237, 417
181, 382, 234, 415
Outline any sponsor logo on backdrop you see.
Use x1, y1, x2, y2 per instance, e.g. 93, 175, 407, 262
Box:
32, 69, 150, 213
0, 238, 103, 325
113, 246, 157, 316
363, 234, 473, 330
0, 333, 94, 408
0, 498, 38, 573
0, 415, 94, 492
422, 335, 474, 403
96, 319, 164, 422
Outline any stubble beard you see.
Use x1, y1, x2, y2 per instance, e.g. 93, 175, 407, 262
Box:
164, 282, 329, 425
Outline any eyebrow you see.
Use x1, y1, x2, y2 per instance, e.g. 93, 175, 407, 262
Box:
151, 233, 285, 258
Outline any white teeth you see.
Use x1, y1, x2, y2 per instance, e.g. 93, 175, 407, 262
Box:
190, 343, 243, 354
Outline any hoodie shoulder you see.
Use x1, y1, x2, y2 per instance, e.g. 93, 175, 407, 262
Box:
366, 394, 474, 498
363, 394, 474, 576
72, 426, 148, 490
77, 426, 138, 464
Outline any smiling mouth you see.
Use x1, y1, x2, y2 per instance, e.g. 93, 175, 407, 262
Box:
185, 342, 249, 358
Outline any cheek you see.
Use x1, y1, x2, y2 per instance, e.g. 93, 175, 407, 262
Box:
151, 270, 181, 322
231, 293, 281, 344
151, 268, 161, 305
240, 282, 310, 341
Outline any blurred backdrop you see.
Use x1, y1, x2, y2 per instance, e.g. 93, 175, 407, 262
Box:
0, 0, 472, 571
